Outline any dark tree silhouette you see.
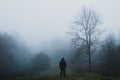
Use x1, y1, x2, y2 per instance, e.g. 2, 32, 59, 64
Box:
0, 33, 17, 75
69, 8, 102, 72
0, 33, 31, 76
100, 34, 120, 75
28, 52, 51, 74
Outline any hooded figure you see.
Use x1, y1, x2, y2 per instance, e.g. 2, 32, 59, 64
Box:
59, 58, 66, 78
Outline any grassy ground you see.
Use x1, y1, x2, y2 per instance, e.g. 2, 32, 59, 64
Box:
0, 68, 120, 80
1, 73, 120, 80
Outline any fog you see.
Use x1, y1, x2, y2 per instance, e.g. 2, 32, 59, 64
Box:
0, 0, 120, 78
0, 0, 120, 50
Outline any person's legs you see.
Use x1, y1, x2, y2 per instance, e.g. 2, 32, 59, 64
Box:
60, 69, 62, 78
63, 69, 66, 78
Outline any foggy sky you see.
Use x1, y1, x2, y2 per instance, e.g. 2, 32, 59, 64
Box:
0, 0, 120, 50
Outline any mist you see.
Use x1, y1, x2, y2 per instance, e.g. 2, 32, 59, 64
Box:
0, 0, 120, 80
1, 0, 120, 48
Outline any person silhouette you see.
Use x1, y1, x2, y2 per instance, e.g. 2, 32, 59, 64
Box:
59, 57, 66, 78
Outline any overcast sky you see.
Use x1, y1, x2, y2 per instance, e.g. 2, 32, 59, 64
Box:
0, 0, 120, 49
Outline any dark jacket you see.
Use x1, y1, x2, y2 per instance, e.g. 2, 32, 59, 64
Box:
59, 58, 66, 69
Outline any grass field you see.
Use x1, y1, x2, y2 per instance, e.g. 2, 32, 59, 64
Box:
1, 73, 120, 80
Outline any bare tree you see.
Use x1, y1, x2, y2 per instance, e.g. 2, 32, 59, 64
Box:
69, 8, 102, 71
100, 34, 120, 74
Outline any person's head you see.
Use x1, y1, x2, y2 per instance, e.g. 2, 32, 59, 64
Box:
61, 57, 64, 61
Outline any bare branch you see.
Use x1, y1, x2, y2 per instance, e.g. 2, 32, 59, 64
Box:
69, 8, 102, 71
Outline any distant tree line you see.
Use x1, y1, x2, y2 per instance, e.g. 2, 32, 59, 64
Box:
0, 33, 51, 77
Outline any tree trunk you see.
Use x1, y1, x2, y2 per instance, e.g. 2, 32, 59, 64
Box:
88, 45, 92, 72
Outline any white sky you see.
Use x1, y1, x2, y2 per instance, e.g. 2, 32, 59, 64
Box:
0, 0, 120, 49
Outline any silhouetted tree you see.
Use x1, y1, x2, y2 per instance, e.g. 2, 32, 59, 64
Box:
69, 8, 102, 71
101, 34, 116, 71
0, 33, 18, 76
100, 34, 120, 75
28, 52, 51, 74
0, 33, 31, 76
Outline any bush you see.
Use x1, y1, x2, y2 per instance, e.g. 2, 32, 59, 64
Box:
27, 52, 51, 75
